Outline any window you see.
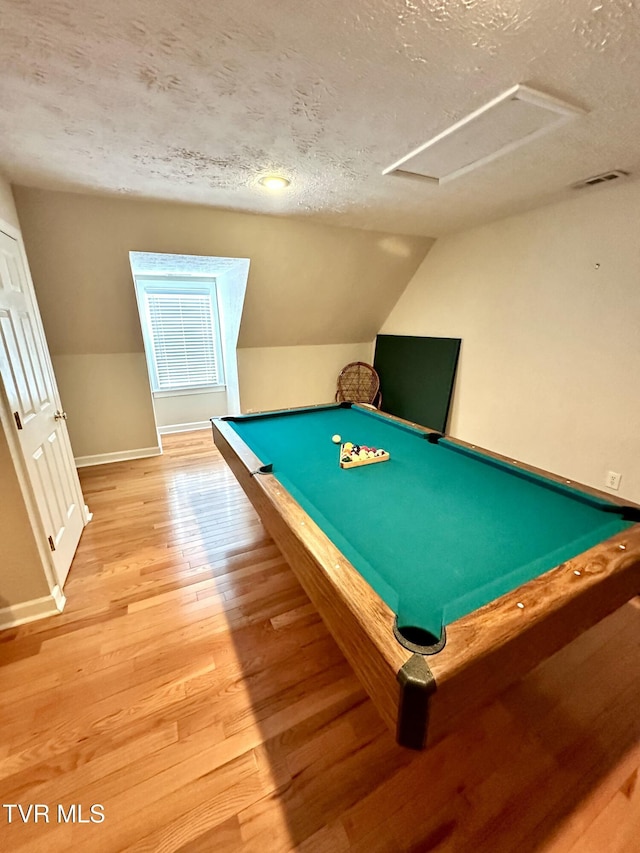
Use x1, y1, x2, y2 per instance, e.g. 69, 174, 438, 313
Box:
134, 276, 224, 393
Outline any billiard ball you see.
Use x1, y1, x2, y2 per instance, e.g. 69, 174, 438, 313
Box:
332, 434, 342, 444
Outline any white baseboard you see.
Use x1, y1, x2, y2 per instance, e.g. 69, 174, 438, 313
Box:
75, 445, 162, 468
157, 421, 212, 435
0, 585, 66, 630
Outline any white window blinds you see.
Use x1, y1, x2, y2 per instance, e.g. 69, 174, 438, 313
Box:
144, 290, 223, 391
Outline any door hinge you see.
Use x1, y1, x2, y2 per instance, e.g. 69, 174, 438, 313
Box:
48, 535, 56, 552
13, 411, 23, 430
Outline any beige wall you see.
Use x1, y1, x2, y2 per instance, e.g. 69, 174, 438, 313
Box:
0, 427, 50, 607
13, 187, 430, 353
14, 186, 430, 458
383, 179, 640, 503
51, 353, 158, 459
237, 342, 374, 412
153, 389, 228, 430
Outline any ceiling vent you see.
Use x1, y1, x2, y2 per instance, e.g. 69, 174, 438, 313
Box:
571, 170, 629, 189
383, 84, 585, 185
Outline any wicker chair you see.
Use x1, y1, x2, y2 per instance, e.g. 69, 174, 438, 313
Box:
335, 362, 382, 408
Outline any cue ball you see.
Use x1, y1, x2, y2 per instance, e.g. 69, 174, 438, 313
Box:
332, 434, 342, 444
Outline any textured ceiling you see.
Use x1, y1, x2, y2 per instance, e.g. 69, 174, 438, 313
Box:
1, 0, 640, 237
129, 251, 249, 277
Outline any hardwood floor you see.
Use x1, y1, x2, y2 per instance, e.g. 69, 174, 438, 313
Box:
0, 429, 638, 852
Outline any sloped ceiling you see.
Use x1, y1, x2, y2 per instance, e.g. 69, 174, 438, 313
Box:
13, 187, 431, 351
1, 1, 640, 237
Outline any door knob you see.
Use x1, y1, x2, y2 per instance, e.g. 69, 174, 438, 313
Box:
54, 410, 68, 421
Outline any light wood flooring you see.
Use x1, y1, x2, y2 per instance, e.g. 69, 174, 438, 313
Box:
0, 429, 639, 852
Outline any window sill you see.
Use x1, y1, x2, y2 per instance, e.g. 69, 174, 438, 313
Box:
153, 385, 226, 399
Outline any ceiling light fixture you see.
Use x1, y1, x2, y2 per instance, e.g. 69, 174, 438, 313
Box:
258, 175, 290, 190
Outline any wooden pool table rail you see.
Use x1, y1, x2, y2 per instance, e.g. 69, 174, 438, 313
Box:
212, 407, 640, 750
213, 418, 410, 735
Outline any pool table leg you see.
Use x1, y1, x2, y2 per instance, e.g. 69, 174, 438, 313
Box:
396, 654, 437, 749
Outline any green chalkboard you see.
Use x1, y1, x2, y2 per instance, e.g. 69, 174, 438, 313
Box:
373, 335, 461, 432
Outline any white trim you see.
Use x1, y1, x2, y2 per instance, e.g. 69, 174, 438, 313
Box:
50, 583, 66, 611
75, 445, 162, 468
157, 421, 212, 435
0, 586, 66, 630
153, 385, 226, 399
0, 217, 20, 240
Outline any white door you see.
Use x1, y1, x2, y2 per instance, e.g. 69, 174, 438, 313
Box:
0, 227, 85, 588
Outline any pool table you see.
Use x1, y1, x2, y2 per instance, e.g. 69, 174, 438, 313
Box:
212, 403, 640, 749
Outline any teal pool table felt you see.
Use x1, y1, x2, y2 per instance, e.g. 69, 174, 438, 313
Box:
228, 406, 630, 639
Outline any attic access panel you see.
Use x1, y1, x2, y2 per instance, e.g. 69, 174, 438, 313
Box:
383, 85, 585, 185
373, 335, 461, 433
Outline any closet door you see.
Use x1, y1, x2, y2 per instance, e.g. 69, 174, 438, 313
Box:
0, 227, 85, 588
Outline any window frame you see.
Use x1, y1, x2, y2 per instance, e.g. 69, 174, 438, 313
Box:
133, 274, 226, 395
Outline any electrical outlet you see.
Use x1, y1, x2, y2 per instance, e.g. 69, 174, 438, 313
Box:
606, 470, 621, 490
